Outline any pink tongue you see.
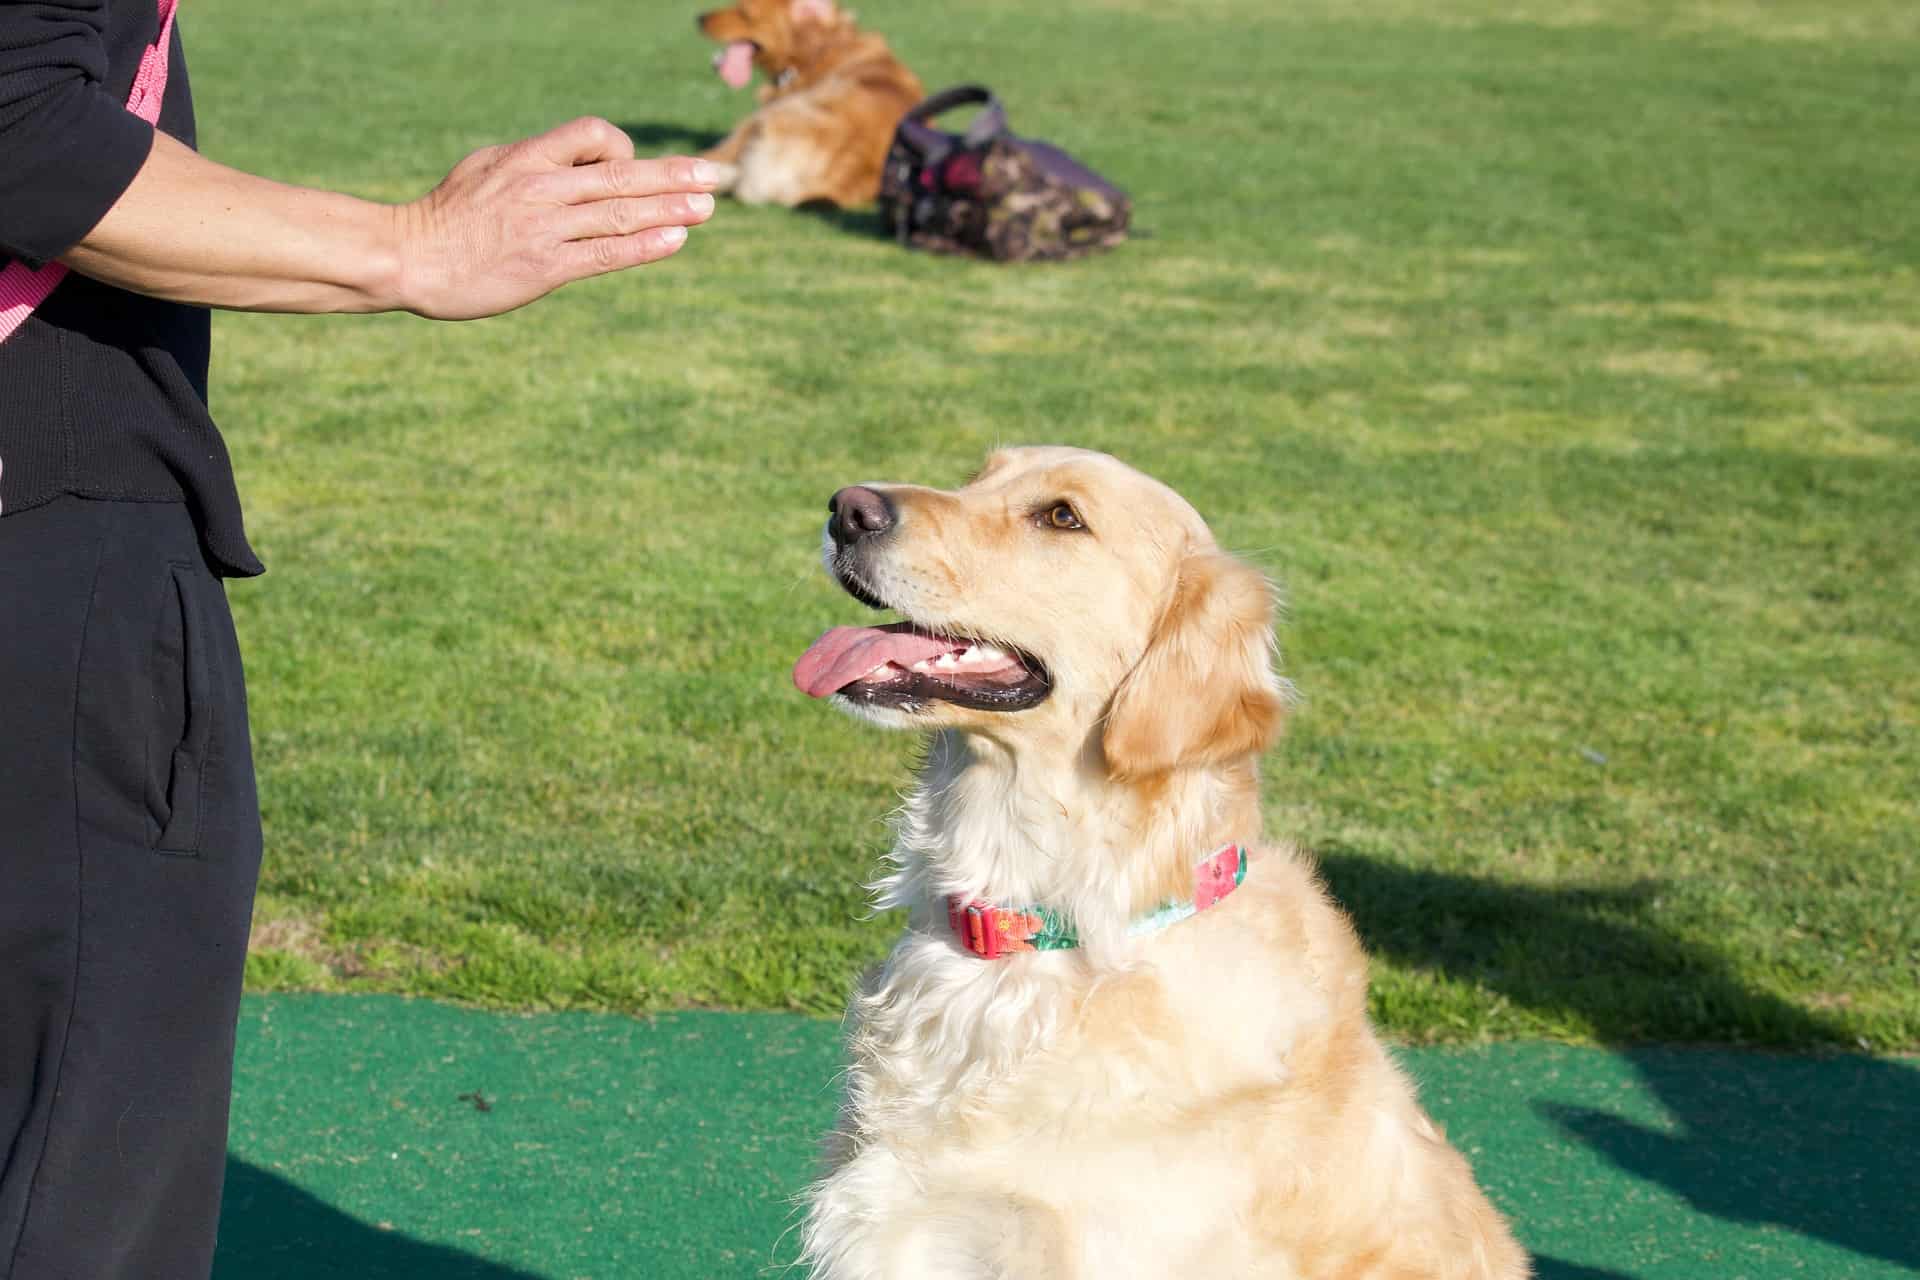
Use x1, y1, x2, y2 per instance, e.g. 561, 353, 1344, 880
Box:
793, 624, 960, 698
715, 40, 755, 89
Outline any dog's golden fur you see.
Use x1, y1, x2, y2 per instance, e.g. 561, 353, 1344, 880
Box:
697, 0, 921, 207
800, 447, 1530, 1279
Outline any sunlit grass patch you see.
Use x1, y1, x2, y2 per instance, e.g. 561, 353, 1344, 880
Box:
192, 0, 1920, 1049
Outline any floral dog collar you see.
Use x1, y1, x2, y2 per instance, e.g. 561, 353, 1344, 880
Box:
945, 843, 1249, 960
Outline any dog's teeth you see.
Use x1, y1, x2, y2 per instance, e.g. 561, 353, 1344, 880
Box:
973, 644, 1007, 661
866, 663, 893, 679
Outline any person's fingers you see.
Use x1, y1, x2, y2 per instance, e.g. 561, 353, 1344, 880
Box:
542, 155, 723, 206
552, 192, 715, 242
400, 127, 711, 316
526, 116, 636, 169
553, 225, 690, 282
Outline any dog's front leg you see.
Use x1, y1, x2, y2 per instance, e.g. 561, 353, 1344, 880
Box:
697, 120, 754, 193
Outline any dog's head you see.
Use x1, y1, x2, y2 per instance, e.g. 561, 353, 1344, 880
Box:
699, 0, 843, 89
794, 447, 1289, 778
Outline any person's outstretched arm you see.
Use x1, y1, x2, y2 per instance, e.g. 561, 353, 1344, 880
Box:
0, 1, 713, 320
61, 118, 718, 320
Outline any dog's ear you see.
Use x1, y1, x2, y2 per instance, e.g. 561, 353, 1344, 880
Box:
790, 0, 835, 22
1102, 550, 1289, 779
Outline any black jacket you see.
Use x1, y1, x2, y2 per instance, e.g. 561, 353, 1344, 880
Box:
1, 0, 259, 576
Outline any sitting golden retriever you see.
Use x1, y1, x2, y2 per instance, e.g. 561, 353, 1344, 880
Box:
696, 0, 922, 207
791, 447, 1530, 1279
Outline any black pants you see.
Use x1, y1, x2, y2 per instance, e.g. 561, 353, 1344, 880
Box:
0, 497, 261, 1280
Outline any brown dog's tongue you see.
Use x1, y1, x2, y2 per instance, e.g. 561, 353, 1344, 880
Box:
714, 40, 755, 89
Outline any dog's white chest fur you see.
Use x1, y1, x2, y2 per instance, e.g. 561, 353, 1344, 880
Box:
800, 874, 1350, 1280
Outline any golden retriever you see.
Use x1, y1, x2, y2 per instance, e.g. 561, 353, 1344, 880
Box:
696, 0, 922, 207
790, 447, 1530, 1279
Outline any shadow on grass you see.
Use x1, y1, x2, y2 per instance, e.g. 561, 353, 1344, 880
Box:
795, 200, 885, 239
1316, 850, 1920, 1273
615, 120, 725, 154
215, 1158, 542, 1279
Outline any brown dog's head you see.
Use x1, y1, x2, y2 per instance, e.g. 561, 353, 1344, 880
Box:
699, 0, 843, 89
794, 447, 1289, 778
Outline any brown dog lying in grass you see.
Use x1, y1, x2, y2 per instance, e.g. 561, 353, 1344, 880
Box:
791, 447, 1531, 1278
696, 0, 922, 207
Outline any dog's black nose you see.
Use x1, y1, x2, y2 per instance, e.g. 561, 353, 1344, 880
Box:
828, 486, 894, 547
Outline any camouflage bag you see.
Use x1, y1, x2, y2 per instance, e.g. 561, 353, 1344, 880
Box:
878, 85, 1131, 263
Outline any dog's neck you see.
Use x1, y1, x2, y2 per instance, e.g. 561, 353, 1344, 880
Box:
767, 21, 897, 95
877, 726, 1263, 955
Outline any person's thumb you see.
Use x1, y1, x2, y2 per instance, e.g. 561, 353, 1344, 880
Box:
527, 116, 636, 169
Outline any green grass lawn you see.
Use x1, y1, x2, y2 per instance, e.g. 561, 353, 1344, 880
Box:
191, 0, 1919, 1051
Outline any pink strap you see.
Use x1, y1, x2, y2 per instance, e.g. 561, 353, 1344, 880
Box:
0, 0, 178, 344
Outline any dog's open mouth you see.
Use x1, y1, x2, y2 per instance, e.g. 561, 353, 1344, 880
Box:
793, 623, 1051, 712
713, 39, 757, 89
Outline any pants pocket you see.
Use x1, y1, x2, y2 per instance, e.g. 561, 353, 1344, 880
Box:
151, 561, 218, 854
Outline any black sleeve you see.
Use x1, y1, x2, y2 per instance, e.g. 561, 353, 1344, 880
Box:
0, 0, 155, 267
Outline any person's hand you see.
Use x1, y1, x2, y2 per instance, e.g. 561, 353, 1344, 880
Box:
392, 116, 719, 320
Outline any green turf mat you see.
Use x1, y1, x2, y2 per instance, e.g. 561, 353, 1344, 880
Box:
217, 995, 1917, 1279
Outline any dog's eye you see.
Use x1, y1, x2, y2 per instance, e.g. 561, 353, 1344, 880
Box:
1041, 502, 1084, 532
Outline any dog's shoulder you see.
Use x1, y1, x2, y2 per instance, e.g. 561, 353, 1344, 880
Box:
1237, 842, 1374, 1000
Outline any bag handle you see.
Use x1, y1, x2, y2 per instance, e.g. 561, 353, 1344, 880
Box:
895, 84, 1007, 162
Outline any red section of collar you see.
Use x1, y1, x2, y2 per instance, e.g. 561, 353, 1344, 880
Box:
946, 899, 1043, 960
